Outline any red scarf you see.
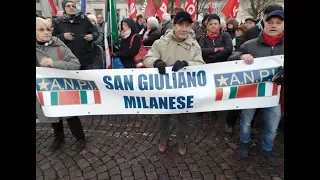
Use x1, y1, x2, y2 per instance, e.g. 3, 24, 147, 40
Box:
206, 29, 220, 40
262, 31, 284, 47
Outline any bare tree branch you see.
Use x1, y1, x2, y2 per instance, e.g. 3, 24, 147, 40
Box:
198, 0, 208, 14
242, 0, 283, 19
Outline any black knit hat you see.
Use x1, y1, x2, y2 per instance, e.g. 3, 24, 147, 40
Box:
206, 14, 220, 24
173, 11, 193, 24
62, 0, 75, 12
121, 18, 138, 33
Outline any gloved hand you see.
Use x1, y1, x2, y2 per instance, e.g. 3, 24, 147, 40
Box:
172, 60, 188, 72
154, 59, 167, 75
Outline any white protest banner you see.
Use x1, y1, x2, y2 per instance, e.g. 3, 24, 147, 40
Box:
36, 55, 283, 117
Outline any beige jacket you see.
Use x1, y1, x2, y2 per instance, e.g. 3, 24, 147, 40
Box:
143, 31, 205, 67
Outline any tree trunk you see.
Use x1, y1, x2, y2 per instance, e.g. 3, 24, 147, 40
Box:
171, 0, 174, 14
196, 0, 199, 19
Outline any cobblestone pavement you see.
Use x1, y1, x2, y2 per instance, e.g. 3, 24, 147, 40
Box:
36, 111, 284, 180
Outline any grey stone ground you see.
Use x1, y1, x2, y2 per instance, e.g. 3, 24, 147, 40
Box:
36, 111, 284, 180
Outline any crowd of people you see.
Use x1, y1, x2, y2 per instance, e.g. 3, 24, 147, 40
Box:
36, 0, 284, 167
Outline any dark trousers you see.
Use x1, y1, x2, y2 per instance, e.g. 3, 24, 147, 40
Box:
226, 109, 261, 127
51, 116, 85, 140
80, 64, 94, 70
159, 114, 189, 144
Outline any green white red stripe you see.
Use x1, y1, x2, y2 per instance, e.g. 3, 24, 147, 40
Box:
215, 82, 278, 101
37, 90, 101, 106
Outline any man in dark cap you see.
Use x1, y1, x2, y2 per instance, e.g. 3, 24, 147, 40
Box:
143, 12, 205, 156
53, 0, 99, 70
244, 17, 256, 30
229, 9, 284, 166
238, 3, 283, 47
234, 3, 283, 135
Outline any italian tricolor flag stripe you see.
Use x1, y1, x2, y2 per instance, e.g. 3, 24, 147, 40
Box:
37, 90, 101, 106
215, 82, 278, 101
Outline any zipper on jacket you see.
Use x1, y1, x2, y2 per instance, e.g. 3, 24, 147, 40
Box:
271, 46, 274, 55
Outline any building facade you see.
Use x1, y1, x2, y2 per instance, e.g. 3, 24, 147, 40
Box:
36, 0, 284, 22
36, 0, 130, 20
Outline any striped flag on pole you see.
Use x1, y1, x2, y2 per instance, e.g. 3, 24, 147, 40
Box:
105, 0, 119, 69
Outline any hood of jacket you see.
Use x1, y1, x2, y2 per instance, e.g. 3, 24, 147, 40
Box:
121, 18, 138, 34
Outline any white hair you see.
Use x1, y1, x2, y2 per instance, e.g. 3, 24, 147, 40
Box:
147, 17, 159, 29
162, 13, 171, 23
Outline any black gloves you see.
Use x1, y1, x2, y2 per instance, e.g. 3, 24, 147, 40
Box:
272, 66, 284, 85
154, 59, 167, 75
172, 60, 188, 72
154, 60, 189, 74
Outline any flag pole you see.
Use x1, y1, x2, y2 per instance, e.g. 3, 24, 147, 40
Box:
108, 0, 114, 68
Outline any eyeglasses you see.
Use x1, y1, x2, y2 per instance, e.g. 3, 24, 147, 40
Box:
65, 4, 76, 8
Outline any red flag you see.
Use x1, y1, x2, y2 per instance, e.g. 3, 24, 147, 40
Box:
184, 0, 197, 21
208, 0, 213, 14
175, 0, 180, 8
221, 0, 240, 19
156, 0, 169, 21
128, 0, 137, 19
144, 0, 157, 19
48, 0, 58, 16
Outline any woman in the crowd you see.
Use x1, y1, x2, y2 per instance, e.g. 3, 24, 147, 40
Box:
113, 18, 141, 68
225, 18, 239, 39
88, 14, 104, 69
36, 17, 86, 152
198, 14, 233, 64
141, 17, 161, 46
232, 24, 248, 51
198, 14, 233, 119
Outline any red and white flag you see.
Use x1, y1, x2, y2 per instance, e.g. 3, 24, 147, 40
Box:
144, 0, 157, 19
184, 0, 197, 21
208, 0, 213, 14
156, 0, 169, 21
128, 0, 137, 19
175, 0, 180, 8
48, 0, 58, 16
221, 0, 240, 19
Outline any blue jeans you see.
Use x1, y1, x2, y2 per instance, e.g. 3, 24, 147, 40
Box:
240, 105, 281, 151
